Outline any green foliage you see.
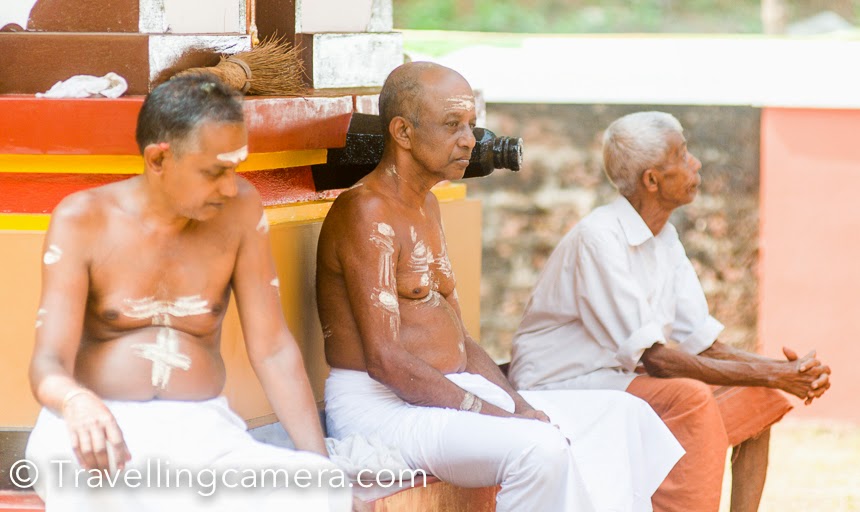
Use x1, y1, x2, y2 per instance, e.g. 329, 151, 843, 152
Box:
393, 0, 854, 34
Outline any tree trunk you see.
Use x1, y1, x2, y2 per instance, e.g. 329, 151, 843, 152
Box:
459, 0, 475, 17
761, 0, 787, 34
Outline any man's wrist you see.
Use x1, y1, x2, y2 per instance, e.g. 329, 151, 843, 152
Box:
460, 392, 483, 413
60, 387, 96, 415
513, 398, 533, 413
761, 363, 788, 389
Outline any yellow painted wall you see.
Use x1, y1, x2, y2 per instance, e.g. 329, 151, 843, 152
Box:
0, 196, 482, 427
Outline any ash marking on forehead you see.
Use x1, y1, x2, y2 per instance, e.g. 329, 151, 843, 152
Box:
216, 145, 248, 164
410, 226, 417, 243
458, 341, 465, 353
270, 277, 280, 297
443, 95, 475, 112
322, 325, 333, 340
256, 212, 269, 234
43, 245, 63, 265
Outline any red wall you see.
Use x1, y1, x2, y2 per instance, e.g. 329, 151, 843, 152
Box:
760, 107, 860, 423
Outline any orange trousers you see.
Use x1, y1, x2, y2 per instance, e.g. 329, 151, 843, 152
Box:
626, 377, 792, 512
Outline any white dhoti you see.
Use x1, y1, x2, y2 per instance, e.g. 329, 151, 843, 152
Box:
325, 369, 683, 512
25, 397, 352, 512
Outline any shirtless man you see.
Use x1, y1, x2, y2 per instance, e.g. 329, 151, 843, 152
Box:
317, 62, 684, 511
26, 76, 350, 511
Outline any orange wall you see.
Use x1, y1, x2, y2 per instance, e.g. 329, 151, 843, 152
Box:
760, 108, 860, 423
0, 231, 43, 427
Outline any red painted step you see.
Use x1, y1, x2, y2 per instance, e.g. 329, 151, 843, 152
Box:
0, 491, 43, 512
0, 95, 352, 156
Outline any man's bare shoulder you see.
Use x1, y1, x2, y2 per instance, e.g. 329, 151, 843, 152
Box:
44, 181, 139, 266
318, 181, 403, 271
423, 189, 443, 220
221, 176, 264, 224
325, 182, 397, 232
49, 182, 123, 233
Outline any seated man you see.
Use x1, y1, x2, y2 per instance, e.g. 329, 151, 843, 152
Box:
317, 62, 684, 512
26, 76, 351, 511
509, 111, 832, 512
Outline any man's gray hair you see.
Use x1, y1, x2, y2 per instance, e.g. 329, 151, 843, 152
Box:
602, 112, 683, 196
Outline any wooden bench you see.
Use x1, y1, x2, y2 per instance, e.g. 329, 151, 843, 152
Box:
0, 482, 499, 512
0, 478, 498, 511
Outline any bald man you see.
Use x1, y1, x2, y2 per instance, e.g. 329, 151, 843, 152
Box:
317, 62, 684, 511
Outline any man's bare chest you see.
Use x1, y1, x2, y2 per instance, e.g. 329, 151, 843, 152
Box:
393, 220, 456, 298
85, 226, 238, 334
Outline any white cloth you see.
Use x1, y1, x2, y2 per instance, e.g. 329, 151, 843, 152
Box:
325, 368, 684, 512
510, 196, 724, 391
325, 433, 410, 481
36, 73, 128, 99
25, 397, 351, 512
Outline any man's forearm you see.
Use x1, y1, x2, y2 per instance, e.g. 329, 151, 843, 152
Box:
252, 346, 327, 456
643, 343, 828, 401
462, 338, 531, 411
368, 347, 515, 418
700, 341, 780, 364
30, 357, 87, 414
642, 343, 780, 388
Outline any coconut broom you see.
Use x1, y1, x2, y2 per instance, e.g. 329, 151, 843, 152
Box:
174, 36, 305, 96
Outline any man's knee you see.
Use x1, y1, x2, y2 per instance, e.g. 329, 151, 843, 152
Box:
513, 422, 569, 475
659, 379, 729, 451
645, 377, 719, 415
632, 377, 725, 438
675, 378, 716, 406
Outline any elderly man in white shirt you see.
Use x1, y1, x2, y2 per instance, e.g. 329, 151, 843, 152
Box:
509, 111, 832, 512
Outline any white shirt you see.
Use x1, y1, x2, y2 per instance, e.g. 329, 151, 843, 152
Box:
509, 196, 724, 391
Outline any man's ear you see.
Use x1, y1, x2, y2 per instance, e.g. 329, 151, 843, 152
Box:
389, 116, 413, 150
142, 143, 169, 174
642, 168, 660, 193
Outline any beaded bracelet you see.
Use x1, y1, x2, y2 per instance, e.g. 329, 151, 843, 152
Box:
469, 396, 482, 414
459, 392, 483, 414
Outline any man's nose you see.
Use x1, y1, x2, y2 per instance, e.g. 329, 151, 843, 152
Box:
460, 126, 477, 149
219, 170, 238, 198
691, 153, 702, 172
